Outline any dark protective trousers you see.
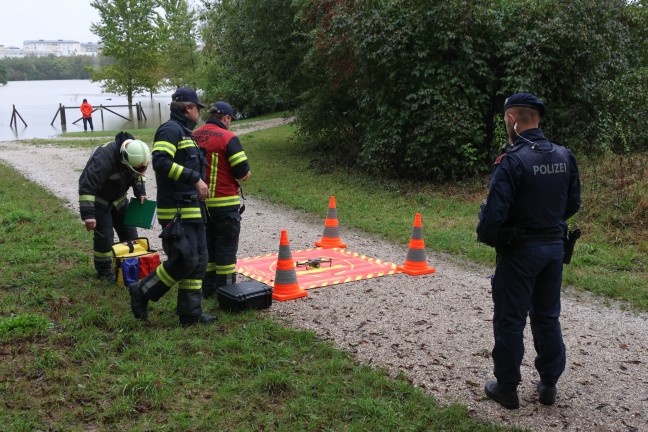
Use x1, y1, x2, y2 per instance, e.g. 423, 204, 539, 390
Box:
93, 201, 138, 277
491, 240, 566, 390
138, 221, 208, 319
203, 210, 241, 296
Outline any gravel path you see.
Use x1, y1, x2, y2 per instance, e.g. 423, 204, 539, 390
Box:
1, 120, 646, 432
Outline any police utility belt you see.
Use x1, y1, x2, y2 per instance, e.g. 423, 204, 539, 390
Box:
497, 226, 580, 265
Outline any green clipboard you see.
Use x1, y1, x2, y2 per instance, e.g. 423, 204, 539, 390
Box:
124, 198, 157, 229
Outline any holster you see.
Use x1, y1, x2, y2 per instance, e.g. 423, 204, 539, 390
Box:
159, 213, 193, 266
563, 228, 581, 264
160, 213, 184, 241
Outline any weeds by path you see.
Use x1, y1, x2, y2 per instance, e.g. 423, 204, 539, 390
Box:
240, 125, 648, 311
0, 163, 509, 432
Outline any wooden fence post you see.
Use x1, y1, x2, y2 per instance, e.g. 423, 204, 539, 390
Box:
60, 105, 67, 127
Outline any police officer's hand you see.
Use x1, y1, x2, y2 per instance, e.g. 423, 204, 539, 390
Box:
84, 218, 96, 231
195, 179, 209, 201
241, 171, 252, 182
139, 195, 147, 204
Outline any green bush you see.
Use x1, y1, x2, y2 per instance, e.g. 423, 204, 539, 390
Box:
292, 0, 648, 179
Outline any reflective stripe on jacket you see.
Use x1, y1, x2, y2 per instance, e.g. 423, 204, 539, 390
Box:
193, 119, 250, 212
152, 112, 206, 224
78, 140, 146, 221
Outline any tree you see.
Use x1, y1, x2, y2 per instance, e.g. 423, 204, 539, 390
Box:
199, 0, 305, 116
90, 0, 162, 107
156, 0, 199, 89
293, 0, 648, 180
0, 62, 7, 85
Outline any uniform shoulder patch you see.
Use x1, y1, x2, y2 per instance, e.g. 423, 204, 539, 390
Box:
494, 153, 507, 165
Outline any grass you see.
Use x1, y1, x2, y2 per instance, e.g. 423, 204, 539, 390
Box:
0, 162, 512, 431
238, 125, 648, 311
26, 112, 290, 149
11, 118, 648, 310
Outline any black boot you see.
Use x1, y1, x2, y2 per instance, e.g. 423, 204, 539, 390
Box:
179, 313, 218, 326
202, 272, 217, 299
95, 260, 115, 281
178, 289, 217, 325
537, 381, 557, 406
128, 282, 148, 320
484, 381, 519, 409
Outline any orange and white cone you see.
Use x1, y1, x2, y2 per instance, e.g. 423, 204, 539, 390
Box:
397, 213, 436, 275
272, 230, 308, 301
314, 196, 347, 249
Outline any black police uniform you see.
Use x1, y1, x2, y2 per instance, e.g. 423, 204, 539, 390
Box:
129, 110, 211, 324
79, 131, 145, 279
477, 125, 581, 394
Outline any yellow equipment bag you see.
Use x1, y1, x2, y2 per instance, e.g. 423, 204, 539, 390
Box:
111, 238, 160, 287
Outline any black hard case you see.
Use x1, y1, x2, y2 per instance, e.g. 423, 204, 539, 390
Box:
214, 281, 273, 312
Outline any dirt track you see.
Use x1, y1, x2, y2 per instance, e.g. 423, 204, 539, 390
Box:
1, 121, 647, 431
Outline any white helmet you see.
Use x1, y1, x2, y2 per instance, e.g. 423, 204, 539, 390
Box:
120, 139, 151, 175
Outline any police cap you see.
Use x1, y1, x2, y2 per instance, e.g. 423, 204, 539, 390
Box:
172, 87, 206, 108
504, 93, 545, 117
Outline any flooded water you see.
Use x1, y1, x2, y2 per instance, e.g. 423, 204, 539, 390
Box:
0, 80, 175, 141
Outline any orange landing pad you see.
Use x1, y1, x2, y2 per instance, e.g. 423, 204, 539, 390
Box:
236, 248, 400, 289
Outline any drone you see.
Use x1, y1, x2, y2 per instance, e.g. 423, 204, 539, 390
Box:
295, 257, 333, 269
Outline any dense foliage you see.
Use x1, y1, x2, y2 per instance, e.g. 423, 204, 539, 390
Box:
201, 0, 648, 180
199, 0, 306, 116
156, 0, 201, 89
295, 0, 648, 179
11, 1, 646, 180
0, 56, 111, 81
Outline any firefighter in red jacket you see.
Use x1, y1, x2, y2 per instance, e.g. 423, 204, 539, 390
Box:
193, 102, 252, 298
80, 98, 94, 132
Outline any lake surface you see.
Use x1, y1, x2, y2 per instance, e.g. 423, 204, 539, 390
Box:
0, 80, 175, 141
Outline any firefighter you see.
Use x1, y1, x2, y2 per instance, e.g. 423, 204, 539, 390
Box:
78, 132, 150, 280
193, 101, 252, 298
128, 87, 217, 326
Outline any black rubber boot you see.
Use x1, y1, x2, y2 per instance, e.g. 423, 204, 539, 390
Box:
95, 260, 115, 281
178, 289, 217, 326
179, 313, 218, 326
484, 381, 519, 409
202, 273, 218, 299
537, 381, 557, 406
128, 282, 148, 320
98, 273, 115, 281
216, 273, 236, 287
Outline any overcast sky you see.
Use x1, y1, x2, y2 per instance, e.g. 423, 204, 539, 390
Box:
0, 1, 101, 47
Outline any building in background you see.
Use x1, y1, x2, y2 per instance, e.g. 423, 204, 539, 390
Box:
1, 40, 101, 58
0, 45, 25, 58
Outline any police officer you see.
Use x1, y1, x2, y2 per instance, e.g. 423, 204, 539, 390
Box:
79, 132, 150, 280
193, 101, 252, 298
477, 93, 581, 409
128, 87, 216, 326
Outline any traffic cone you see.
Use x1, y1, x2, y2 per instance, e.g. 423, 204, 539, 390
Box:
272, 230, 308, 301
397, 213, 436, 275
315, 196, 347, 249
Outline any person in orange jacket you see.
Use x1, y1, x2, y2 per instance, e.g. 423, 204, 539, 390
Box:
80, 98, 94, 132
